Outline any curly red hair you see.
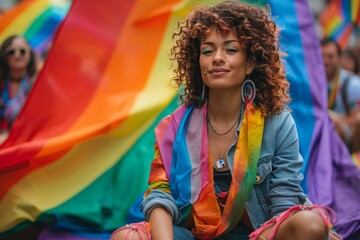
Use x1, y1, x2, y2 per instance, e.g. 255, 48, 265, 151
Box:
170, 1, 290, 117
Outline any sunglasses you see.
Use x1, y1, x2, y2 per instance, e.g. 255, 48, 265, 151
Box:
6, 48, 28, 56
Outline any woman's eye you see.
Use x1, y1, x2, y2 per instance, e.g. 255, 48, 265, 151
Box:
226, 47, 238, 52
201, 49, 212, 55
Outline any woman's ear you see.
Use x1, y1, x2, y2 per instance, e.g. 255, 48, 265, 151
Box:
246, 59, 255, 75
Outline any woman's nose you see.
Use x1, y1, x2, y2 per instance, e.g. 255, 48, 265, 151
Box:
212, 50, 225, 64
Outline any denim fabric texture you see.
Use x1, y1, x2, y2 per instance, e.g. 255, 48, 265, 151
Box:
244, 110, 306, 229
173, 223, 250, 240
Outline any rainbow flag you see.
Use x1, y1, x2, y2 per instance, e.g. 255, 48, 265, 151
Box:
319, 0, 360, 48
0, 0, 70, 55
0, 0, 359, 239
276, 1, 360, 239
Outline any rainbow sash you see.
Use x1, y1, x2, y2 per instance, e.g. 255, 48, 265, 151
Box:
327, 72, 340, 110
151, 103, 264, 238
352, 152, 360, 168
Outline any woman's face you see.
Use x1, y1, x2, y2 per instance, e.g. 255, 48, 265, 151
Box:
6, 37, 31, 71
199, 28, 253, 90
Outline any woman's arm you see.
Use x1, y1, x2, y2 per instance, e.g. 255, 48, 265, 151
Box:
149, 207, 174, 240
141, 143, 182, 239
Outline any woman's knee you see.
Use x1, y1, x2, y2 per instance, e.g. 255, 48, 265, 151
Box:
111, 229, 132, 240
277, 210, 327, 240
111, 223, 151, 240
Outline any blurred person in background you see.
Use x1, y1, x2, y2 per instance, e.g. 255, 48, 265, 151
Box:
351, 39, 360, 75
321, 38, 360, 153
0, 35, 38, 141
341, 49, 359, 75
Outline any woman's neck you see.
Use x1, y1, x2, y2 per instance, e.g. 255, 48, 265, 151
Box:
8, 69, 27, 82
207, 90, 242, 122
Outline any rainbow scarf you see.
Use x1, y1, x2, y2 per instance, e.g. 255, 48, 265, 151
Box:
1, 76, 33, 128
150, 103, 264, 238
327, 72, 340, 110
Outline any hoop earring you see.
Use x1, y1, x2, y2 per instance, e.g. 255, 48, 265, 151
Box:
201, 84, 206, 103
242, 76, 256, 104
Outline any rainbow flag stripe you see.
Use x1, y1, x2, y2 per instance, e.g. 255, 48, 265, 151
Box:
0, 0, 181, 236
0, 0, 70, 54
0, 0, 359, 239
320, 0, 360, 48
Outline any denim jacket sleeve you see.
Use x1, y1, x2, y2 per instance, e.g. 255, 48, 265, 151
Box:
267, 110, 306, 217
140, 143, 182, 224
141, 189, 182, 224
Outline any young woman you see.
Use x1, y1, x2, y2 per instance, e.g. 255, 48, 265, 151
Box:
112, 2, 338, 239
0, 35, 38, 132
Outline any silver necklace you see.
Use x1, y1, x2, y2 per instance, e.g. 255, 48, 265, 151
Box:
207, 115, 239, 136
209, 128, 236, 170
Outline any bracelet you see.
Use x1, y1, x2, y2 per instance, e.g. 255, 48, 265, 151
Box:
258, 236, 266, 240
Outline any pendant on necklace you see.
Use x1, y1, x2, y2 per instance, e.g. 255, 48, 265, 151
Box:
215, 158, 226, 169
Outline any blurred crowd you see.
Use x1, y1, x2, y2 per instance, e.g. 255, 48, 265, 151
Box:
321, 38, 360, 154
312, 0, 360, 155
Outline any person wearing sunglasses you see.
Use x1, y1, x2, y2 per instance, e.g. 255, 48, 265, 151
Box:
0, 35, 38, 135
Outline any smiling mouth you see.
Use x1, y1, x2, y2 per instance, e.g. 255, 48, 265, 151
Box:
208, 69, 230, 75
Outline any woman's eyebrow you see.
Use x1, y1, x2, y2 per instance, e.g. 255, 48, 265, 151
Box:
201, 40, 240, 46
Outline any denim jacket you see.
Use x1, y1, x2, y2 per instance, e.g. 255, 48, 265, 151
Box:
141, 109, 306, 231
243, 110, 306, 229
